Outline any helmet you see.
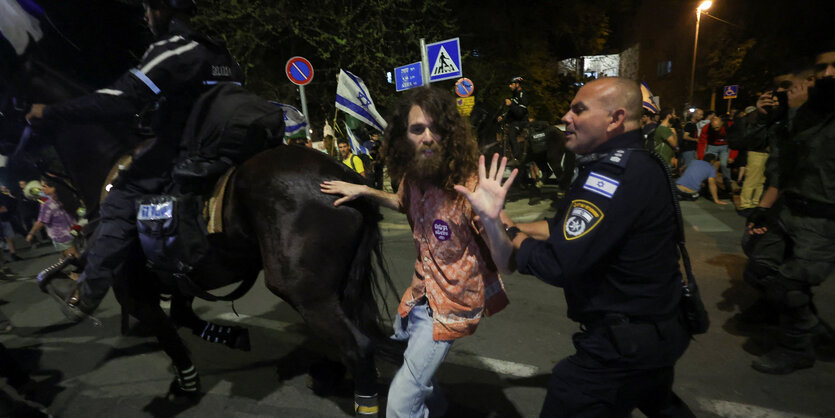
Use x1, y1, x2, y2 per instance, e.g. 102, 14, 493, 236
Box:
509, 76, 524, 84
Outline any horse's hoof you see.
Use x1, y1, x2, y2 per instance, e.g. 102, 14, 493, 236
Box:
166, 373, 201, 403
354, 392, 379, 417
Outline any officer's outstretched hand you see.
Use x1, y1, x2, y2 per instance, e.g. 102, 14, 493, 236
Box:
455, 153, 518, 221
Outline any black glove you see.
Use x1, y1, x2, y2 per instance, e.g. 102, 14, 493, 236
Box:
746, 206, 769, 228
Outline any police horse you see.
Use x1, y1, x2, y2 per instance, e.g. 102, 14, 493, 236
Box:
1, 43, 394, 418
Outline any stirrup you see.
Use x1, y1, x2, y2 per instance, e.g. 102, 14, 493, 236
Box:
37, 255, 77, 293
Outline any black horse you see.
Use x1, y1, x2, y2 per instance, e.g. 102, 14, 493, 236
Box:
1, 40, 394, 418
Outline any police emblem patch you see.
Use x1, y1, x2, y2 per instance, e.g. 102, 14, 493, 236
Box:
563, 200, 604, 240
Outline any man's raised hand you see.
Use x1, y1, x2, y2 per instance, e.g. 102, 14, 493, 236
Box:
455, 153, 518, 220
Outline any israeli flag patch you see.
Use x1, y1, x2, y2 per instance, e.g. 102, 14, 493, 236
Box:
583, 171, 619, 198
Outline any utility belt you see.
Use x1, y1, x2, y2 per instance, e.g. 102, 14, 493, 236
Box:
580, 311, 678, 331
784, 193, 835, 219
576, 311, 686, 366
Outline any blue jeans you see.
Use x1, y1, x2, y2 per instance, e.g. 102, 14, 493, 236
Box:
387, 300, 453, 418
680, 150, 696, 170
705, 144, 730, 181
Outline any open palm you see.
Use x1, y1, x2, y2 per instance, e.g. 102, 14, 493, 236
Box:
455, 154, 518, 220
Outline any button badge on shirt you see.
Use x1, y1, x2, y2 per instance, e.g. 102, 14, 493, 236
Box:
432, 219, 451, 241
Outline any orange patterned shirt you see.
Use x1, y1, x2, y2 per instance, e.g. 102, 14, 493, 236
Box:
397, 176, 509, 341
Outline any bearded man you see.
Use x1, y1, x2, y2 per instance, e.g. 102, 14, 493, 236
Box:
321, 87, 509, 417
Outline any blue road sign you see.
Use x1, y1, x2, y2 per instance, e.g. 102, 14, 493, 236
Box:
426, 37, 462, 82
723, 85, 738, 99
395, 62, 423, 92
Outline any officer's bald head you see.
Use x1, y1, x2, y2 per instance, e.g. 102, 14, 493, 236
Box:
561, 77, 643, 154
589, 77, 642, 130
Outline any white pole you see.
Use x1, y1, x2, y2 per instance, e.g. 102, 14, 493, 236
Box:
299, 84, 310, 139
420, 38, 430, 87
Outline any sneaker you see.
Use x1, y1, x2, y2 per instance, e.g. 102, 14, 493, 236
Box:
9, 253, 23, 262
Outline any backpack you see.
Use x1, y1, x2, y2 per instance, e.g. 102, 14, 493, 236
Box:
172, 82, 285, 191
348, 154, 375, 185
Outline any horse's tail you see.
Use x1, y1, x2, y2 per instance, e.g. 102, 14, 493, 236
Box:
342, 201, 405, 364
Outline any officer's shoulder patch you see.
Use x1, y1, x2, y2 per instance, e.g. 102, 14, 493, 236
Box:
582, 171, 620, 199
563, 199, 605, 240
602, 148, 632, 168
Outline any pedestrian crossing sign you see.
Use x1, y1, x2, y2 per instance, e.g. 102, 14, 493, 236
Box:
426, 37, 462, 82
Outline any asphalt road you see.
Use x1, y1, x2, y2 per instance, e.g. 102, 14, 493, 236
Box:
1, 185, 833, 417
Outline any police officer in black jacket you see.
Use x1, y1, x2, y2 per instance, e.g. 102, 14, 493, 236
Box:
497, 76, 529, 161
457, 77, 694, 417
26, 0, 243, 321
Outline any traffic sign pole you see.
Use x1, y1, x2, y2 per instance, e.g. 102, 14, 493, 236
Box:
299, 85, 310, 139
420, 38, 429, 89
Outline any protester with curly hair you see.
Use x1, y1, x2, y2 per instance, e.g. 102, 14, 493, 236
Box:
321, 87, 509, 417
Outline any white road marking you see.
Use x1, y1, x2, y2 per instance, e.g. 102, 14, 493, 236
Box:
697, 398, 820, 418
214, 313, 540, 378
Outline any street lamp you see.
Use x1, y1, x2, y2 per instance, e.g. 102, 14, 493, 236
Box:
688, 0, 712, 106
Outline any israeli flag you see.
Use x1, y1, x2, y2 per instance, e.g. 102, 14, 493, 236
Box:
270, 102, 307, 136
336, 69, 387, 132
583, 171, 619, 198
0, 0, 44, 55
641, 81, 659, 114
343, 122, 368, 155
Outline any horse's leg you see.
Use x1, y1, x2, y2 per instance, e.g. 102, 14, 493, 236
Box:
260, 247, 380, 415
111, 265, 200, 398
170, 291, 250, 351
278, 291, 378, 416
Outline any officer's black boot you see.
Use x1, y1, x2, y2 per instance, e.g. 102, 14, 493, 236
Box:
751, 332, 815, 374
42, 274, 98, 324
752, 303, 818, 374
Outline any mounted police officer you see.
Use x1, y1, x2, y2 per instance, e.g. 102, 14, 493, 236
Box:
458, 77, 695, 417
25, 0, 243, 324
497, 76, 529, 162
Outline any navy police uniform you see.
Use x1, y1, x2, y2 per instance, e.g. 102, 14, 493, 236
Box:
41, 18, 243, 311
515, 130, 693, 417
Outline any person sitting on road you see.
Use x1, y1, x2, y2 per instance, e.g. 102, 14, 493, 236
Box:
337, 138, 366, 178
675, 153, 727, 205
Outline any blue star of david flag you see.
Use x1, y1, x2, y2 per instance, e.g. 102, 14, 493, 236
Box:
269, 102, 307, 136
641, 81, 659, 114
343, 122, 368, 155
335, 69, 387, 132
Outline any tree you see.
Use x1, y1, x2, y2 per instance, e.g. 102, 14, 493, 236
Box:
192, 0, 458, 132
